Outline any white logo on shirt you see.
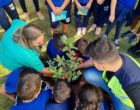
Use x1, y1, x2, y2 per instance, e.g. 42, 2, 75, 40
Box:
9, 3, 15, 10
104, 6, 109, 11
66, 17, 70, 23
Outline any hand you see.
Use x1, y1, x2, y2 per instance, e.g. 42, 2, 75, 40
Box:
109, 14, 115, 23
53, 7, 62, 15
76, 3, 83, 9
85, 2, 92, 9
52, 7, 57, 15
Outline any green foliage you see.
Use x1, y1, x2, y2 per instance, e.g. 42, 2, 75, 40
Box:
47, 35, 82, 82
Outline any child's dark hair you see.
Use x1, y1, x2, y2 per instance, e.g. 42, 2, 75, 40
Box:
19, 67, 40, 79
75, 38, 89, 55
53, 31, 66, 49
53, 79, 71, 103
85, 38, 119, 64
77, 83, 103, 110
17, 74, 41, 100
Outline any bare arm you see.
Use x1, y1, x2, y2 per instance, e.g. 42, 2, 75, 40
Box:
74, 0, 83, 9
39, 67, 54, 77
46, 0, 56, 11
60, 0, 70, 11
76, 59, 94, 70
109, 0, 117, 23
85, 0, 93, 9
55, 0, 71, 15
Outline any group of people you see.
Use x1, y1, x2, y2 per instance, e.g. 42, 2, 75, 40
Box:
0, 0, 140, 110
1, 0, 140, 48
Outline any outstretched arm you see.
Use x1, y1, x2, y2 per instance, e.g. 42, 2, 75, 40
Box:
76, 59, 94, 70
39, 67, 54, 77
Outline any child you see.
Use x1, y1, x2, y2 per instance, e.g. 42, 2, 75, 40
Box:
0, 67, 50, 101
74, 38, 90, 62
45, 79, 73, 110
74, 0, 93, 35
46, 31, 67, 67
89, 0, 111, 35
0, 0, 19, 31
0, 68, 22, 101
101, 0, 137, 49
10, 74, 52, 110
122, 0, 140, 43
19, 0, 44, 21
75, 83, 111, 110
47, 0, 71, 34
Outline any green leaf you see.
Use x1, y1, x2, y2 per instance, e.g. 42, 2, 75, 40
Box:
57, 75, 62, 79
58, 62, 61, 67
67, 77, 71, 82
58, 67, 63, 73
53, 58, 58, 62
68, 71, 71, 75
77, 70, 82, 75
62, 46, 69, 52
67, 37, 75, 42
57, 55, 60, 60
62, 56, 65, 61
72, 77, 75, 81
75, 75, 79, 80
50, 69, 56, 73
54, 78, 57, 82
61, 35, 67, 44
53, 74, 57, 78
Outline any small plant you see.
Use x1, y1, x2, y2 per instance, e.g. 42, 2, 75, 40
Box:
47, 35, 83, 82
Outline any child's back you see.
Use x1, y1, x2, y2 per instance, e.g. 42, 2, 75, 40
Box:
45, 80, 74, 110
47, 38, 65, 59
10, 74, 52, 110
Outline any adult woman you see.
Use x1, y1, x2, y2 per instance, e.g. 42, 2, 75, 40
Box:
0, 19, 53, 77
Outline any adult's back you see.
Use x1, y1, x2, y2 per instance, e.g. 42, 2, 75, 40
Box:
0, 19, 44, 71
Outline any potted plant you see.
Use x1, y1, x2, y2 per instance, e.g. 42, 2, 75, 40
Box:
47, 35, 83, 82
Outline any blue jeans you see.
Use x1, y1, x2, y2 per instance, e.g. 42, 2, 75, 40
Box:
74, 3, 91, 28
0, 1, 19, 31
105, 17, 126, 40
84, 68, 135, 110
93, 0, 110, 27
19, 0, 40, 13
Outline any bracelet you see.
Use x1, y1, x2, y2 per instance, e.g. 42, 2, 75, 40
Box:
89, 0, 93, 3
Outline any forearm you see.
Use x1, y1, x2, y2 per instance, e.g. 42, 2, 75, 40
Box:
60, 0, 70, 10
39, 67, 54, 77
110, 0, 117, 16
75, 0, 80, 6
47, 0, 56, 10
76, 59, 94, 70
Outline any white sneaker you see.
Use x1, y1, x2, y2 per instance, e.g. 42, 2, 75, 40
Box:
114, 39, 120, 49
101, 34, 107, 39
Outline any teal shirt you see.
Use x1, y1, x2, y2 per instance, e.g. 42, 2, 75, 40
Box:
0, 19, 44, 71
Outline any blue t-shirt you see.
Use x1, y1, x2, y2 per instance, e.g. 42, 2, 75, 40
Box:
10, 89, 52, 110
111, 52, 140, 90
0, 19, 44, 71
46, 39, 66, 59
5, 68, 22, 94
0, 0, 12, 7
45, 82, 73, 110
52, 0, 64, 7
119, 0, 137, 8
79, 55, 90, 61
78, 0, 89, 4
45, 95, 73, 110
